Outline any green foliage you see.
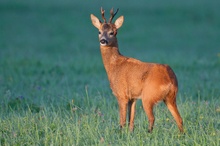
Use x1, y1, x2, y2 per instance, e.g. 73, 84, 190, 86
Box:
0, 0, 219, 145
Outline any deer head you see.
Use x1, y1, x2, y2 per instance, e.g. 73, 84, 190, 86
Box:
90, 7, 124, 47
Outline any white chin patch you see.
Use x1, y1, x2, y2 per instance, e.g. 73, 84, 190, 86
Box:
100, 43, 107, 46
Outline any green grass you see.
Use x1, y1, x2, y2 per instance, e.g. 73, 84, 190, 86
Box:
0, 0, 220, 145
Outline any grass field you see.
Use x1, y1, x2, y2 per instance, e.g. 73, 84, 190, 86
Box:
0, 0, 220, 145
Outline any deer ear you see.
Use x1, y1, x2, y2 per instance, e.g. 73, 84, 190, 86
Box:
91, 14, 101, 29
115, 16, 124, 29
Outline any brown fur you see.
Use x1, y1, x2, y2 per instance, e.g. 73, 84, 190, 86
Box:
90, 8, 183, 133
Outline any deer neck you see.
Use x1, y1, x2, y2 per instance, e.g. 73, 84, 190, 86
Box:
100, 44, 124, 79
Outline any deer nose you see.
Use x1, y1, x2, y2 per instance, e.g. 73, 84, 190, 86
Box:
100, 39, 108, 45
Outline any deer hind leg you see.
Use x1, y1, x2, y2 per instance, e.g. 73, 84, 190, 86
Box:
164, 96, 184, 133
128, 99, 137, 132
142, 99, 155, 133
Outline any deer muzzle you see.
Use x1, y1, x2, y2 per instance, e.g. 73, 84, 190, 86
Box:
100, 39, 108, 46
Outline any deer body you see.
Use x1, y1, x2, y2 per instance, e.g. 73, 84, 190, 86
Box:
91, 8, 183, 133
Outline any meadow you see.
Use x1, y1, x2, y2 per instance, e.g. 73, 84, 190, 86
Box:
0, 0, 219, 145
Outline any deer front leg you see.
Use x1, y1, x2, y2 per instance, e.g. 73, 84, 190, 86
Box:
128, 99, 137, 132
118, 100, 128, 129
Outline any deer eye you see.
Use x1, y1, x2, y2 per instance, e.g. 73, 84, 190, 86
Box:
98, 31, 101, 34
109, 32, 114, 36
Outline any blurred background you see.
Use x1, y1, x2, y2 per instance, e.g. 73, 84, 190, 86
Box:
0, 0, 219, 104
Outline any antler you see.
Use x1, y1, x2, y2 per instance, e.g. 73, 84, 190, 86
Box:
109, 8, 119, 23
101, 7, 107, 23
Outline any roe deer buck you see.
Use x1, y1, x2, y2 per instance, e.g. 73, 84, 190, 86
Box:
90, 8, 183, 133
